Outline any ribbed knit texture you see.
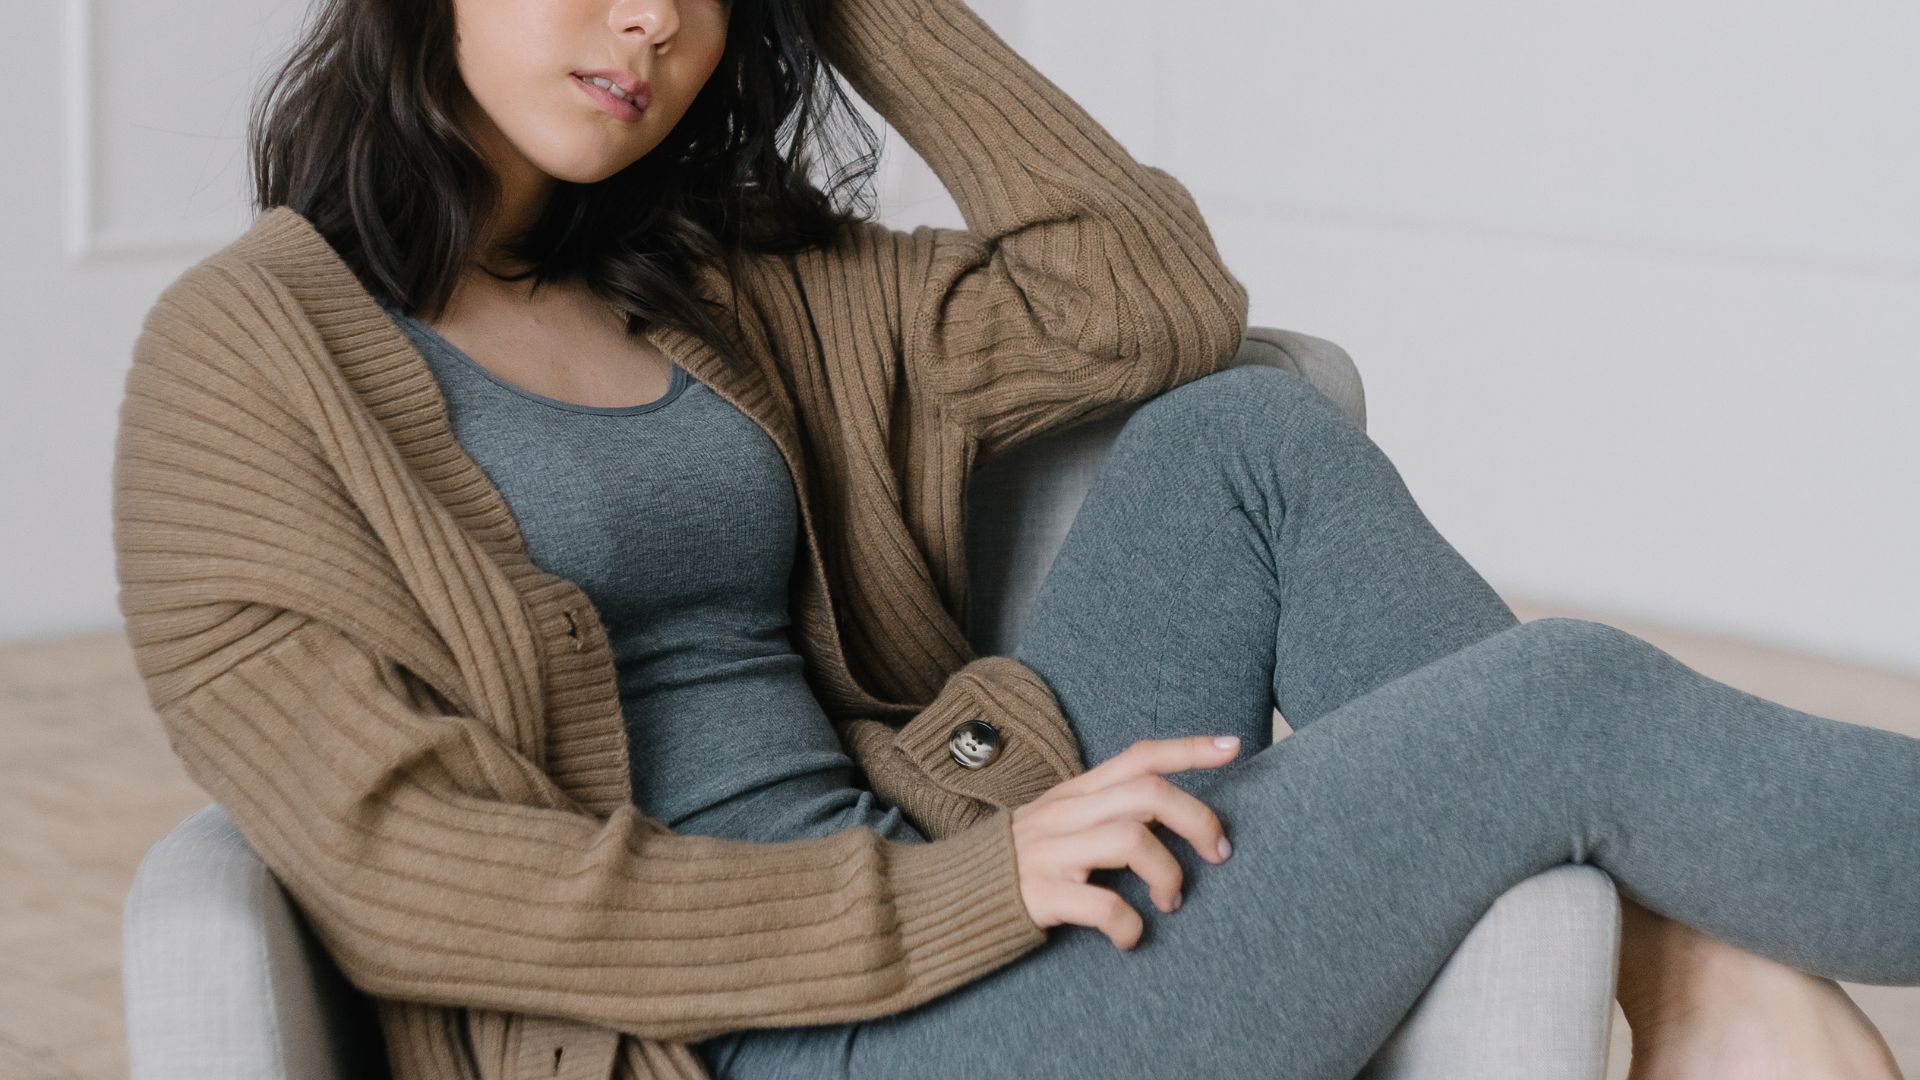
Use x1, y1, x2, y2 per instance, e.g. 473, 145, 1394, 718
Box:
109, 0, 1248, 1076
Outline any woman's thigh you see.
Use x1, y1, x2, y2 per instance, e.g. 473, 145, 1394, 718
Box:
1010, 362, 1520, 773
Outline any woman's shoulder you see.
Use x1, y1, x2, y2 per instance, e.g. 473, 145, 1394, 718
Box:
134, 207, 359, 380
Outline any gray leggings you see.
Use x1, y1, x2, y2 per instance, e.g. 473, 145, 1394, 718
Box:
697, 364, 1920, 1079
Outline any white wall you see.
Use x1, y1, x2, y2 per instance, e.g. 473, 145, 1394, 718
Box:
3, 0, 1914, 673
0, 0, 304, 645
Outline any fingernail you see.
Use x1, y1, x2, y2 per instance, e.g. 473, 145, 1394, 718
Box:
1214, 735, 1239, 751
1217, 836, 1232, 861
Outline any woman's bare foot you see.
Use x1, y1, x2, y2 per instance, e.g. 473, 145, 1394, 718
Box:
1625, 976, 1905, 1080
1618, 898, 1904, 1080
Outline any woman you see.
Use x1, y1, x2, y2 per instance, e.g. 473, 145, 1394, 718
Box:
111, 0, 1916, 1078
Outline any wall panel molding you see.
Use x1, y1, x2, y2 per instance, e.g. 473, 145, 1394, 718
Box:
63, 0, 273, 263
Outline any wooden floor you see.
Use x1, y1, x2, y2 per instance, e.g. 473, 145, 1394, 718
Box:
2, 595, 1915, 1079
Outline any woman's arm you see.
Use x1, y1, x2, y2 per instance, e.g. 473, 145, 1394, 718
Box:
138, 614, 1044, 1043
816, 0, 1251, 460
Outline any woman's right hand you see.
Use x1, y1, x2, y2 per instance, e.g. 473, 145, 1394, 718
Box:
1009, 734, 1241, 950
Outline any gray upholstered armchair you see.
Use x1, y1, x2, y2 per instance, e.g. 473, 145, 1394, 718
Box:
122, 327, 1623, 1080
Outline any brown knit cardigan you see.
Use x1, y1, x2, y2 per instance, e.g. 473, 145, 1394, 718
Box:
109, 0, 1248, 1075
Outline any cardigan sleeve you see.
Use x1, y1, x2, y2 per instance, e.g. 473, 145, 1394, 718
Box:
818, 0, 1251, 460
136, 615, 1046, 1043
109, 284, 1050, 1044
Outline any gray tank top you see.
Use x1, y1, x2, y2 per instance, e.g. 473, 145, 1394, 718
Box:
381, 305, 923, 846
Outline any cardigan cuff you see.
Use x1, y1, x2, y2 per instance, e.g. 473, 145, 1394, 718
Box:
883, 803, 1051, 994
890, 655, 1086, 812
832, 715, 984, 841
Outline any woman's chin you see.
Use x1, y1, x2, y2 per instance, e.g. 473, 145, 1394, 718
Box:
537, 156, 635, 187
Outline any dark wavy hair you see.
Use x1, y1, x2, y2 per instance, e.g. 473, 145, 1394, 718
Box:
247, 0, 883, 365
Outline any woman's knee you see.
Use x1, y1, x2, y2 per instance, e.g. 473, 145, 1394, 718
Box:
1109, 364, 1362, 477
1515, 617, 1681, 746
1530, 617, 1668, 682
1167, 364, 1343, 424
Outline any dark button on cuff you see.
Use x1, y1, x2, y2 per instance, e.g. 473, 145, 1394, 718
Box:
947, 719, 1002, 768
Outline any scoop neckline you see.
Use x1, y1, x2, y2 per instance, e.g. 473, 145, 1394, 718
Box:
383, 304, 692, 416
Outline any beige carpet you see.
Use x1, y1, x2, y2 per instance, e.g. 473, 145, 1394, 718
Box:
2, 596, 1915, 1078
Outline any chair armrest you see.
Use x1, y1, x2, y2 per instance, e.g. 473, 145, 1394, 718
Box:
122, 802, 385, 1080
1356, 864, 1622, 1080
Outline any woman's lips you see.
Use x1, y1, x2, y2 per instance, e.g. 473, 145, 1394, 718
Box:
572, 75, 648, 122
